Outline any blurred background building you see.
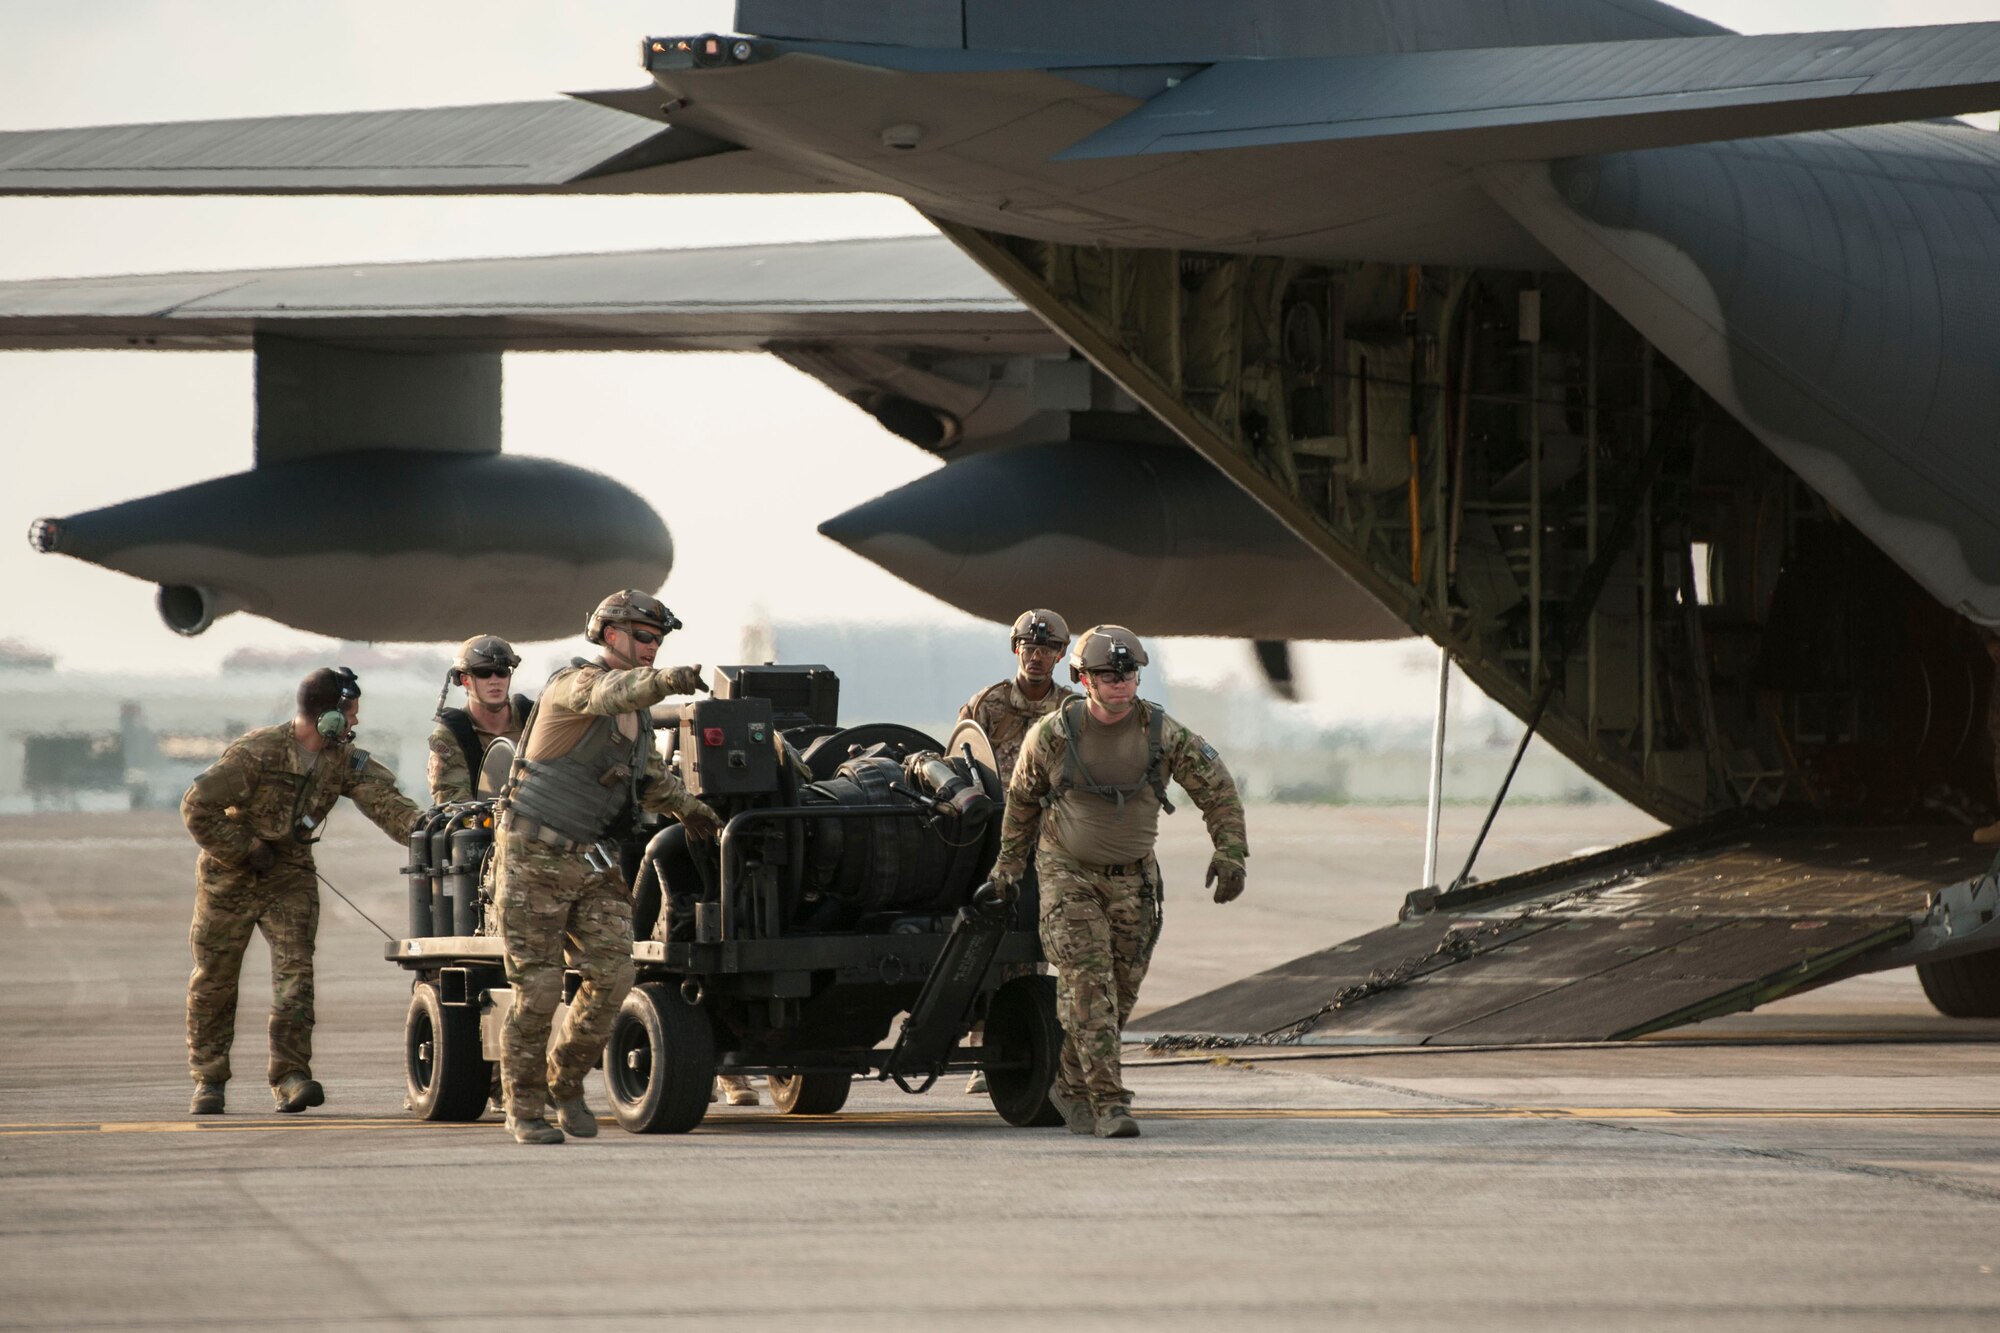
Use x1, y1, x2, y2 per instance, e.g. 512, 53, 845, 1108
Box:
0, 626, 1608, 813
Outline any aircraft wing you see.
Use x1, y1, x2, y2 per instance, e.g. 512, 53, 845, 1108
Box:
5, 236, 1401, 646
0, 234, 1055, 358
0, 93, 834, 195
1060, 22, 2000, 164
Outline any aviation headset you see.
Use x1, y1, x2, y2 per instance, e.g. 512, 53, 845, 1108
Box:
316, 668, 361, 742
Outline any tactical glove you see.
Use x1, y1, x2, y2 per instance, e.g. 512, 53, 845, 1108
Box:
973, 878, 1018, 911
1205, 853, 1246, 904
659, 664, 709, 695
678, 798, 723, 842
245, 839, 278, 874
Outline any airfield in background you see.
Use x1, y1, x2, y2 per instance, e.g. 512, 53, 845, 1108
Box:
10, 799, 2000, 1330
0, 618, 1602, 817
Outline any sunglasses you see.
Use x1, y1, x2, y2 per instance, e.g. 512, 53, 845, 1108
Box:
1087, 667, 1137, 683
467, 667, 512, 680
630, 627, 663, 645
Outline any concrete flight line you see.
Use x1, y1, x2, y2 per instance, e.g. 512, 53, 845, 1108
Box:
3, 1107, 2000, 1138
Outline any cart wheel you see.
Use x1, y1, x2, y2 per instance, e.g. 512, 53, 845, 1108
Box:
769, 1072, 852, 1115
404, 980, 491, 1122
1917, 951, 2000, 1018
604, 982, 714, 1133
983, 975, 1065, 1127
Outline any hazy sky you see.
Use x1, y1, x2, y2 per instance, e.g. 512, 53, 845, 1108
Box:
0, 1, 1991, 721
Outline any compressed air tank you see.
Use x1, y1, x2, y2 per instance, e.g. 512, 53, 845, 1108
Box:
445, 825, 491, 937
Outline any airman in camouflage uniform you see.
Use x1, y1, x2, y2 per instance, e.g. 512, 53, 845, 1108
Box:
427, 635, 531, 804
990, 626, 1247, 1140
959, 610, 1076, 1093
496, 590, 722, 1145
959, 609, 1077, 782
180, 668, 421, 1115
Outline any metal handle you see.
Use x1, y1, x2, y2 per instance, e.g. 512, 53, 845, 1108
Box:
716, 804, 927, 942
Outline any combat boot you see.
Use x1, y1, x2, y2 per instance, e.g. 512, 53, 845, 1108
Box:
964, 1071, 988, 1095
506, 1114, 564, 1145
552, 1093, 599, 1138
717, 1074, 760, 1106
189, 1082, 224, 1115
1093, 1106, 1141, 1139
271, 1073, 325, 1114
1046, 1084, 1092, 1135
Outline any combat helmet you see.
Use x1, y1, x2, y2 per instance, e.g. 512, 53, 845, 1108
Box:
585, 589, 682, 645
1010, 608, 1071, 650
1069, 625, 1149, 683
451, 634, 521, 683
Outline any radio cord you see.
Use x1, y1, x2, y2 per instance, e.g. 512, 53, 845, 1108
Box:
314, 867, 395, 941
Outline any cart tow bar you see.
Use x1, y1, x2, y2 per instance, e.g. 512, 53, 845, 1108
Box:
881, 881, 1013, 1092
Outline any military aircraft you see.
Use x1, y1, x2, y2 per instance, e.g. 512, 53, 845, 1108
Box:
7, 0, 2000, 1041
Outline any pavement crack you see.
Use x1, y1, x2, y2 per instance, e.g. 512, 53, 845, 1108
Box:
225, 1174, 434, 1332
1238, 1058, 2000, 1204
1574, 1117, 2000, 1207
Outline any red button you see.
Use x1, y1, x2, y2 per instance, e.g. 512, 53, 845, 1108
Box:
702, 727, 725, 747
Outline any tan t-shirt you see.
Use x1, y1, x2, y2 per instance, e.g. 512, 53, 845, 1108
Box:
1044, 706, 1161, 865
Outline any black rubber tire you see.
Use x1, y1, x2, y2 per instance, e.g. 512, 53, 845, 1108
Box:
603, 982, 715, 1134
404, 980, 491, 1122
1917, 951, 2000, 1018
769, 1072, 852, 1115
983, 975, 1066, 1127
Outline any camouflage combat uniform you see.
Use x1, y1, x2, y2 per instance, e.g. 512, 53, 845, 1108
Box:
960, 676, 1077, 783
181, 725, 420, 1090
994, 700, 1247, 1116
426, 699, 528, 805
497, 661, 712, 1120
961, 676, 1074, 992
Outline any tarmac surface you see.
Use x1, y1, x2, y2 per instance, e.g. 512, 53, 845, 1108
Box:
4, 803, 2000, 1331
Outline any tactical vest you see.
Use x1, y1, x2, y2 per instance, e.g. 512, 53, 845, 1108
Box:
504, 665, 651, 843
438, 694, 532, 785
1043, 698, 1175, 815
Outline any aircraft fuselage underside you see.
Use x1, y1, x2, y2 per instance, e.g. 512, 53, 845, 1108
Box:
939, 225, 1998, 832
933, 227, 2000, 1038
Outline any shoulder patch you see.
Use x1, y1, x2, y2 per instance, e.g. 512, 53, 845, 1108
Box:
348, 748, 371, 773
1198, 740, 1219, 763
188, 768, 237, 803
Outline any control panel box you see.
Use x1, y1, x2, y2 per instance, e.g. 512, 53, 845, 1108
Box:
677, 697, 779, 798
712, 664, 840, 731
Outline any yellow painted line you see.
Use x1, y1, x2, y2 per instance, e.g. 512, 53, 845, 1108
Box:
2, 1106, 1998, 1138
97, 1121, 201, 1133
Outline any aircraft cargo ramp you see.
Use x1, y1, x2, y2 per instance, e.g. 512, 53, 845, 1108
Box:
1133, 825, 2000, 1048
